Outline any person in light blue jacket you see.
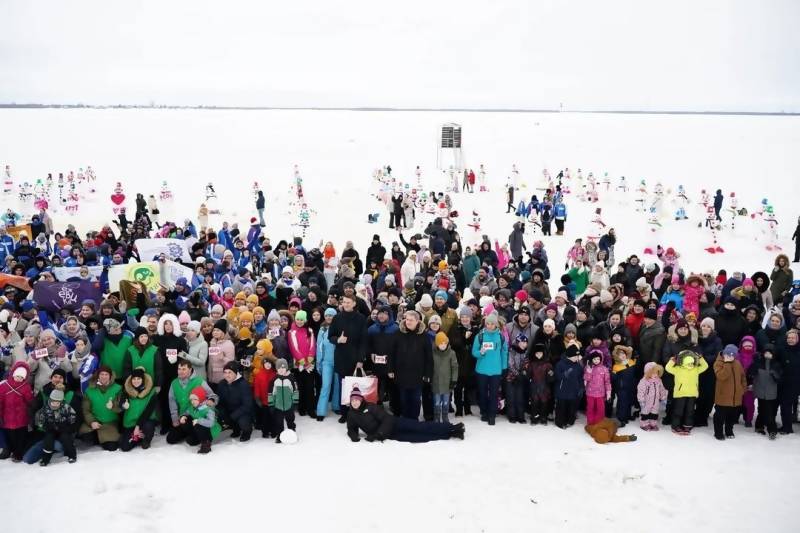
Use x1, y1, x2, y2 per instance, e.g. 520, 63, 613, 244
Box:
472, 312, 508, 425
315, 307, 338, 420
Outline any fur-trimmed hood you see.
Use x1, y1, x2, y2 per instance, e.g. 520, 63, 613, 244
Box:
157, 313, 183, 337
123, 370, 154, 398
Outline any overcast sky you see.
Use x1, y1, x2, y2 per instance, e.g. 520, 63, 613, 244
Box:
1, 0, 798, 111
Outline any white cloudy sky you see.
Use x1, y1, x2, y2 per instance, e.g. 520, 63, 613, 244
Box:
1, 0, 797, 111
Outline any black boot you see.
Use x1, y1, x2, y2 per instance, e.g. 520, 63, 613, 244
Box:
197, 441, 212, 454
40, 451, 54, 467
239, 430, 251, 442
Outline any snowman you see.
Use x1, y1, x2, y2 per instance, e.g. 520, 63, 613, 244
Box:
160, 180, 173, 201
478, 164, 488, 192
2, 165, 13, 196
673, 184, 689, 220
616, 176, 628, 194
467, 210, 481, 233
753, 199, 780, 251
726, 192, 739, 229
704, 205, 724, 254
602, 172, 611, 192
18, 181, 32, 202
590, 207, 606, 238
635, 180, 648, 212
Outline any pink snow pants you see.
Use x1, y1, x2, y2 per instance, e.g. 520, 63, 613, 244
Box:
586, 396, 606, 425
742, 391, 755, 424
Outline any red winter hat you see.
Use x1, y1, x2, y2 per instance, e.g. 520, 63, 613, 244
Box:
515, 289, 528, 302
666, 247, 675, 256
190, 386, 207, 403
742, 278, 754, 288
250, 217, 257, 224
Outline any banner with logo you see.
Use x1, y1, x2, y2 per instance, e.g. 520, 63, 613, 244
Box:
53, 266, 106, 282
134, 238, 192, 263
108, 262, 162, 292
160, 260, 194, 290
32, 281, 103, 313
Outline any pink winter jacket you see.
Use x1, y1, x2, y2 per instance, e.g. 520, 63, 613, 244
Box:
208, 338, 235, 384
494, 241, 510, 271
0, 361, 35, 429
288, 324, 316, 369
584, 364, 611, 398
738, 336, 757, 373
637, 376, 668, 415
683, 283, 705, 316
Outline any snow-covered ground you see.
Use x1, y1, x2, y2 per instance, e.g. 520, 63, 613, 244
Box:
2, 109, 800, 533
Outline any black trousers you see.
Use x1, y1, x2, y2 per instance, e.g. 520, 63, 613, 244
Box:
694, 371, 716, 425
4, 427, 29, 460
273, 409, 296, 434
713, 405, 739, 437
294, 369, 317, 415
755, 398, 778, 433
555, 399, 577, 427
531, 398, 548, 421
390, 417, 451, 443
671, 397, 696, 429
257, 406, 274, 437
42, 430, 76, 460
166, 421, 206, 445
779, 389, 798, 432
554, 219, 565, 234
119, 420, 156, 451
453, 376, 474, 414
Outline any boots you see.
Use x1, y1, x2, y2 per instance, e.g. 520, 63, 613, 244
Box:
197, 441, 212, 454
433, 405, 442, 424
449, 423, 465, 440
40, 451, 54, 467
441, 408, 450, 425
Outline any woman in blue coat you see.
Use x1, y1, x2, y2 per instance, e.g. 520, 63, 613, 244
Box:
316, 307, 338, 420
471, 312, 508, 425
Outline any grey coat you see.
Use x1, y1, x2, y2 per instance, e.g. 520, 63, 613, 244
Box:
749, 355, 782, 401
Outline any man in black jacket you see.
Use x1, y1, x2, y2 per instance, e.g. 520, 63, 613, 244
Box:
365, 235, 386, 268
346, 386, 464, 443
390, 310, 433, 420
217, 361, 254, 441
328, 294, 369, 423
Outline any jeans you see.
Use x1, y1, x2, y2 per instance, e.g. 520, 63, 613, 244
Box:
432, 393, 450, 410
390, 417, 451, 443
316, 363, 335, 417
23, 439, 65, 464
399, 386, 422, 420
476, 374, 501, 420
257, 208, 265, 226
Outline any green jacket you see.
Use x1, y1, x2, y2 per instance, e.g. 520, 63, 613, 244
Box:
567, 266, 589, 296
126, 343, 159, 382
101, 334, 133, 378
170, 375, 205, 422
122, 372, 158, 429
463, 255, 481, 289
83, 380, 122, 424
432, 346, 459, 395
185, 403, 221, 440
268, 374, 298, 412
665, 356, 709, 398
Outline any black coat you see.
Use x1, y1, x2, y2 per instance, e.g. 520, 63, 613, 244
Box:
715, 307, 747, 346
779, 342, 800, 395
217, 376, 254, 422
329, 310, 368, 377
448, 322, 479, 381
391, 322, 433, 388
366, 242, 387, 267
154, 334, 187, 387
346, 402, 395, 441
365, 320, 399, 378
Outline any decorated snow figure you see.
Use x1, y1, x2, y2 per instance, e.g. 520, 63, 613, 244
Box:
467, 210, 481, 233
635, 180, 648, 212
160, 180, 173, 201
205, 182, 217, 201
616, 176, 628, 193
726, 192, 740, 229
753, 199, 780, 251
2, 165, 12, 196
479, 164, 488, 192
602, 172, 611, 191
86, 165, 96, 182
424, 194, 437, 215
590, 207, 606, 238
111, 182, 127, 217
18, 181, 32, 202
77, 168, 85, 182
673, 185, 689, 220
415, 165, 423, 189
704, 205, 724, 254
586, 176, 599, 203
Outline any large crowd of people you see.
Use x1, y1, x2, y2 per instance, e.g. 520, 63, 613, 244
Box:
1, 187, 800, 466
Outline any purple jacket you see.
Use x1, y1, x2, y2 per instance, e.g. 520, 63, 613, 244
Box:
583, 364, 611, 398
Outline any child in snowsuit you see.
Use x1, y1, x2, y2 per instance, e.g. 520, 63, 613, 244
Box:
528, 343, 554, 425
611, 345, 637, 426
584, 349, 611, 425
287, 310, 316, 417
748, 344, 782, 439
555, 345, 584, 428
35, 388, 78, 465
713, 345, 747, 440
269, 358, 299, 442
665, 350, 709, 435
585, 418, 638, 444
431, 332, 458, 424
505, 333, 529, 423
637, 362, 668, 431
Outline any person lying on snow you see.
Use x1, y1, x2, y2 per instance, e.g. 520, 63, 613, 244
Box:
346, 386, 465, 443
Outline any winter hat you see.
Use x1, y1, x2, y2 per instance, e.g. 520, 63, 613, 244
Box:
187, 320, 202, 334
666, 247, 675, 256
350, 385, 364, 402
435, 332, 449, 346
565, 344, 580, 359
515, 333, 529, 344
671, 274, 680, 285
722, 344, 739, 358
250, 217, 257, 224
684, 312, 697, 322
434, 290, 448, 302
97, 365, 113, 377
281, 265, 294, 275
633, 299, 647, 309
24, 324, 42, 338
516, 305, 531, 317
635, 277, 648, 289
246, 294, 259, 305
545, 303, 558, 313
51, 368, 67, 380
438, 260, 448, 271
643, 362, 663, 378
324, 307, 338, 318
211, 304, 224, 315
256, 338, 273, 354
599, 290, 613, 305
564, 323, 577, 336
189, 386, 207, 403
644, 309, 658, 320
479, 295, 494, 309
555, 290, 569, 302
675, 319, 689, 330
645, 263, 657, 274
131, 367, 146, 380
529, 289, 544, 302
275, 358, 288, 371
428, 314, 442, 326
484, 312, 499, 326
679, 351, 696, 367
267, 309, 281, 323
293, 310, 307, 322
514, 290, 528, 302
49, 389, 65, 402
213, 319, 228, 333
700, 317, 715, 330
542, 318, 556, 330
223, 360, 241, 374
103, 318, 122, 331
419, 294, 433, 309
12, 366, 28, 380
21, 300, 36, 312
742, 278, 754, 288
587, 349, 603, 363
519, 271, 531, 283
134, 326, 149, 338
178, 311, 191, 325
458, 307, 473, 318
239, 327, 252, 340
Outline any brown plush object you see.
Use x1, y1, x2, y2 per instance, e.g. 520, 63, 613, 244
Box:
584, 418, 637, 444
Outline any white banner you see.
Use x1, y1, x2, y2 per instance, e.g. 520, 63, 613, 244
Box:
134, 238, 192, 263
52, 266, 105, 281
160, 260, 194, 290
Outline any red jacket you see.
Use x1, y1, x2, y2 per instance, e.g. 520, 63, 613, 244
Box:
0, 361, 34, 429
252, 367, 277, 407
625, 311, 645, 344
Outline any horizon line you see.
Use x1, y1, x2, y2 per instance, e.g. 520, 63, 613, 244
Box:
0, 103, 797, 117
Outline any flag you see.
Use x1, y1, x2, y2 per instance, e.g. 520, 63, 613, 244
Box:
108, 262, 162, 292
160, 260, 194, 289
32, 281, 103, 313
134, 238, 192, 263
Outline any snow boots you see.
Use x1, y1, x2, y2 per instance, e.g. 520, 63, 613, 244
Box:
449, 423, 466, 440
197, 440, 212, 454
39, 450, 53, 467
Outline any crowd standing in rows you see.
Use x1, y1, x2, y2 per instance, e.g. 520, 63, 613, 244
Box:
1, 184, 800, 465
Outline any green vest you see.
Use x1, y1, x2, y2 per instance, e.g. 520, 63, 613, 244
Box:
187, 404, 221, 440
85, 383, 122, 424
122, 388, 157, 429
127, 344, 158, 380
171, 376, 204, 417
102, 335, 133, 377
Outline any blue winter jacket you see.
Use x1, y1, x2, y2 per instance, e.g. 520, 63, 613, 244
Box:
554, 203, 567, 220
471, 328, 508, 377
555, 357, 584, 400
0, 235, 14, 264
316, 325, 336, 370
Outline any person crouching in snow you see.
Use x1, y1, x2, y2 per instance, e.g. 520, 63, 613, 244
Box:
346, 386, 465, 443
665, 351, 709, 435
119, 367, 159, 451
585, 418, 637, 444
268, 358, 298, 443
637, 362, 668, 431
584, 349, 611, 425
178, 386, 221, 454
610, 345, 636, 426
713, 345, 747, 440
35, 388, 78, 465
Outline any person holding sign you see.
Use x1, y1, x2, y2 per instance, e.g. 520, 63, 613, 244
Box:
29, 330, 70, 393
472, 312, 508, 426
328, 294, 368, 423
